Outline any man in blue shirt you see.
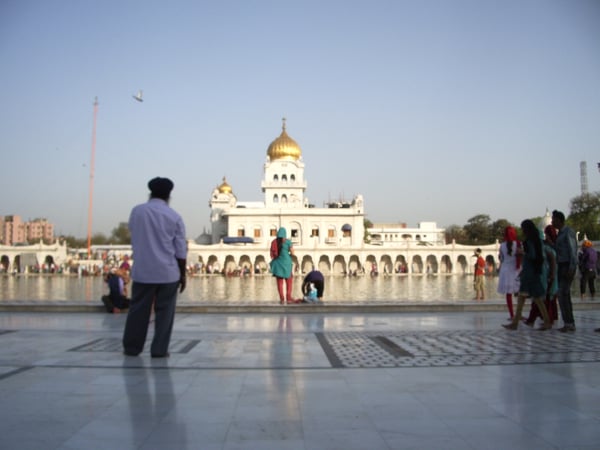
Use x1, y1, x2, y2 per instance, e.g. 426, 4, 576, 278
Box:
552, 210, 578, 333
123, 177, 187, 357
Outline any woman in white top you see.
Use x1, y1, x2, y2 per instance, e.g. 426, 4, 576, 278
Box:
497, 226, 521, 320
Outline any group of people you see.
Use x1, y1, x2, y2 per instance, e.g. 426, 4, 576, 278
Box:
497, 210, 594, 332
269, 226, 325, 303
108, 177, 598, 358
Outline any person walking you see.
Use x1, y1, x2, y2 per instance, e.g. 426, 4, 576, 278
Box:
122, 177, 187, 357
497, 226, 521, 319
523, 224, 559, 326
270, 227, 295, 304
579, 240, 597, 299
552, 210, 578, 332
503, 219, 551, 331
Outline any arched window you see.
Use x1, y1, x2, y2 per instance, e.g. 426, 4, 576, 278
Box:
328, 227, 336, 239
342, 224, 352, 237
273, 194, 279, 203
282, 175, 288, 184
281, 194, 288, 203
273, 174, 279, 183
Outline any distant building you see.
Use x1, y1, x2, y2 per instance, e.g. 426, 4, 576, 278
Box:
367, 222, 446, 247
1, 215, 55, 245
26, 218, 55, 243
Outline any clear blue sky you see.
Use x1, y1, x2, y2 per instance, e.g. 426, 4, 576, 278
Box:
1, 0, 599, 239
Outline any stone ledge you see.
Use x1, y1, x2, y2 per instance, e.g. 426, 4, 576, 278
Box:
1, 302, 600, 314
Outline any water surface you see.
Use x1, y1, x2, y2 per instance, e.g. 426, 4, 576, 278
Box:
1, 274, 509, 304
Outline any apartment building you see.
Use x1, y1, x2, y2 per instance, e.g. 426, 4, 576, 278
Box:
1, 215, 54, 245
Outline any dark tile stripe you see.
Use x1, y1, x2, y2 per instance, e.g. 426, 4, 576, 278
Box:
315, 332, 343, 368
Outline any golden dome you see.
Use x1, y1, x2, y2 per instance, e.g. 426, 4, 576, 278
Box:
267, 118, 301, 161
218, 177, 233, 194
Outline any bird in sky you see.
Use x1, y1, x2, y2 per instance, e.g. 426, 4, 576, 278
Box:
132, 90, 143, 102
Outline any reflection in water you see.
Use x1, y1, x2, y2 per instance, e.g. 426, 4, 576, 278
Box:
0, 274, 520, 304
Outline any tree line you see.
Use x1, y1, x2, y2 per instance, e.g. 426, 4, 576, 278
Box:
445, 192, 600, 245
61, 192, 600, 248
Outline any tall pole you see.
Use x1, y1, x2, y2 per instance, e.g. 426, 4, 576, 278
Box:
87, 97, 98, 259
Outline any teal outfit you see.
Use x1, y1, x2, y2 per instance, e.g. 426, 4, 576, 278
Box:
519, 239, 547, 298
270, 228, 293, 278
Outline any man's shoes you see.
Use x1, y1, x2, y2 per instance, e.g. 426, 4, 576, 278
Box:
594, 328, 600, 333
151, 353, 170, 358
558, 325, 576, 333
123, 350, 140, 356
502, 323, 517, 330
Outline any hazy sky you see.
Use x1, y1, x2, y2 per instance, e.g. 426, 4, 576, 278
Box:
1, 0, 599, 239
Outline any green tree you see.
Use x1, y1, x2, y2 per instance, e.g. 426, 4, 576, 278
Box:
110, 222, 131, 244
568, 192, 600, 240
91, 233, 109, 245
490, 219, 515, 242
463, 214, 492, 245
444, 224, 466, 244
62, 235, 86, 248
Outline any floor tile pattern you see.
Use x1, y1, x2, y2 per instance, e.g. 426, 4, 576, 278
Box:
68, 338, 201, 354
318, 328, 600, 368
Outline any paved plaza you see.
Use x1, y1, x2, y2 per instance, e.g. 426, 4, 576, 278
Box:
0, 307, 600, 449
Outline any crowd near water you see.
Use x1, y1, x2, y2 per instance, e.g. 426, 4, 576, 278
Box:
0, 271, 585, 305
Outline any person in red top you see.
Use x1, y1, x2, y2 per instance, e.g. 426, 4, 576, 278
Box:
473, 248, 486, 300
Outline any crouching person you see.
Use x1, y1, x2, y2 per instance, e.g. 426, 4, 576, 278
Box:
102, 268, 130, 313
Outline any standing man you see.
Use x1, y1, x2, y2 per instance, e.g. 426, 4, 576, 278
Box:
552, 210, 578, 333
473, 248, 486, 300
579, 240, 597, 299
123, 177, 187, 357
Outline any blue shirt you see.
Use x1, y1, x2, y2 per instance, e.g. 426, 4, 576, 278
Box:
129, 198, 187, 283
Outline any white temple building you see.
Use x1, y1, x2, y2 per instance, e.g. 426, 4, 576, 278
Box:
187, 120, 491, 275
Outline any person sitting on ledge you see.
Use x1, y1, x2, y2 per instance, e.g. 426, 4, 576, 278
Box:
102, 268, 130, 313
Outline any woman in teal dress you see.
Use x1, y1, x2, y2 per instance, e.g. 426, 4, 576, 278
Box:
270, 227, 295, 304
503, 219, 551, 330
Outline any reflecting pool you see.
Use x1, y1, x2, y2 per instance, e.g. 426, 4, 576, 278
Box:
0, 274, 513, 304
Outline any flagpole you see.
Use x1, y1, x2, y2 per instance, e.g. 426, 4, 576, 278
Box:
87, 97, 98, 259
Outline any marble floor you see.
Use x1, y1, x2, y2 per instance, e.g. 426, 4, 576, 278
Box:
0, 310, 599, 449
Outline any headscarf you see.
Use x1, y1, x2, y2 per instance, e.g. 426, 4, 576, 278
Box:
504, 226, 521, 269
504, 226, 517, 242
544, 225, 557, 245
273, 227, 288, 259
